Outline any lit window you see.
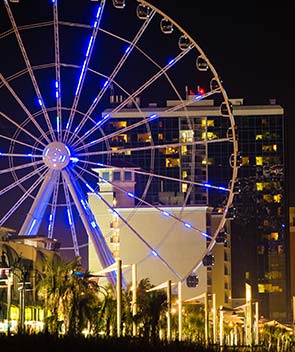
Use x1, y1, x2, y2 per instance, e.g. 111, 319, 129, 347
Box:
256, 156, 263, 165
262, 144, 277, 152
111, 121, 127, 129
256, 134, 263, 140
271, 232, 278, 241
158, 133, 163, 141
111, 134, 128, 143
256, 183, 263, 191
263, 194, 272, 202
242, 156, 249, 166
180, 130, 194, 143
202, 132, 218, 140
137, 133, 151, 142
166, 158, 180, 168
165, 147, 178, 155
202, 158, 213, 165
274, 194, 282, 203
181, 146, 187, 155
182, 170, 187, 179
182, 183, 188, 193
201, 119, 215, 127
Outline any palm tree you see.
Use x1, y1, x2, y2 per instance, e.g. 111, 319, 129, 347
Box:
135, 278, 167, 342
182, 304, 205, 342
36, 255, 72, 335
36, 255, 103, 336
62, 272, 102, 336
97, 283, 117, 336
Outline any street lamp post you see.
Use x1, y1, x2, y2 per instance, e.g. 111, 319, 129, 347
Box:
116, 258, 122, 337
132, 264, 137, 336
0, 250, 12, 335
178, 281, 182, 341
167, 280, 172, 341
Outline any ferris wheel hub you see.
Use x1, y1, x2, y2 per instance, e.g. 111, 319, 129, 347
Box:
42, 142, 71, 170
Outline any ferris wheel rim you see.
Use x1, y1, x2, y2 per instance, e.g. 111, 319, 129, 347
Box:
0, 0, 238, 287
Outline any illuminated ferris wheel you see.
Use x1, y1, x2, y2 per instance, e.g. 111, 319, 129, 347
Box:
0, 0, 238, 287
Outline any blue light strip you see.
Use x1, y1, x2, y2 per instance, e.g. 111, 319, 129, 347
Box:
148, 113, 158, 121
55, 80, 59, 98
85, 36, 94, 57
203, 182, 227, 191
86, 183, 94, 192
94, 171, 212, 239
56, 116, 60, 133
67, 208, 72, 226
74, 5, 102, 97
75, 61, 87, 96
28, 219, 36, 236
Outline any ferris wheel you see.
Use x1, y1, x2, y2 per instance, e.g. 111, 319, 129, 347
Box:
0, 0, 238, 288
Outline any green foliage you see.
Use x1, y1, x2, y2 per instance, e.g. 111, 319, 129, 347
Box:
36, 256, 103, 336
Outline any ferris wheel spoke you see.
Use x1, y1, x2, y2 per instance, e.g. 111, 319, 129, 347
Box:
76, 158, 230, 192
63, 0, 106, 141
166, 88, 221, 113
74, 165, 183, 280
0, 111, 47, 147
52, 0, 62, 141
76, 137, 230, 157
0, 152, 42, 158
47, 173, 60, 241
4, 1, 56, 141
61, 173, 80, 257
75, 117, 230, 156
19, 169, 60, 236
72, 45, 192, 148
0, 164, 47, 197
62, 168, 117, 285
76, 164, 212, 241
66, 9, 156, 146
0, 133, 43, 152
0, 166, 47, 227
0, 73, 51, 144
106, 45, 192, 114
0, 160, 43, 176
74, 113, 157, 152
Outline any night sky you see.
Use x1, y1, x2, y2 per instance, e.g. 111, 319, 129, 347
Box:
149, 1, 295, 203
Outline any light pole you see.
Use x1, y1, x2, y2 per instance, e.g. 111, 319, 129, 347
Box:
146, 280, 179, 341
184, 292, 209, 344
178, 281, 182, 341
245, 282, 253, 346
0, 250, 12, 335
132, 263, 137, 336
94, 260, 131, 337
166, 280, 172, 341
116, 258, 122, 337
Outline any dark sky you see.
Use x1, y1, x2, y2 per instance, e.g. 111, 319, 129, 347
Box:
149, 1, 294, 203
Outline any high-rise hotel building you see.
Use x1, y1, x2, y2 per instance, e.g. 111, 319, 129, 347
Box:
89, 95, 287, 321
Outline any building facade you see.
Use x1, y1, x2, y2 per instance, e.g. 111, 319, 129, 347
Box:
92, 96, 287, 321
